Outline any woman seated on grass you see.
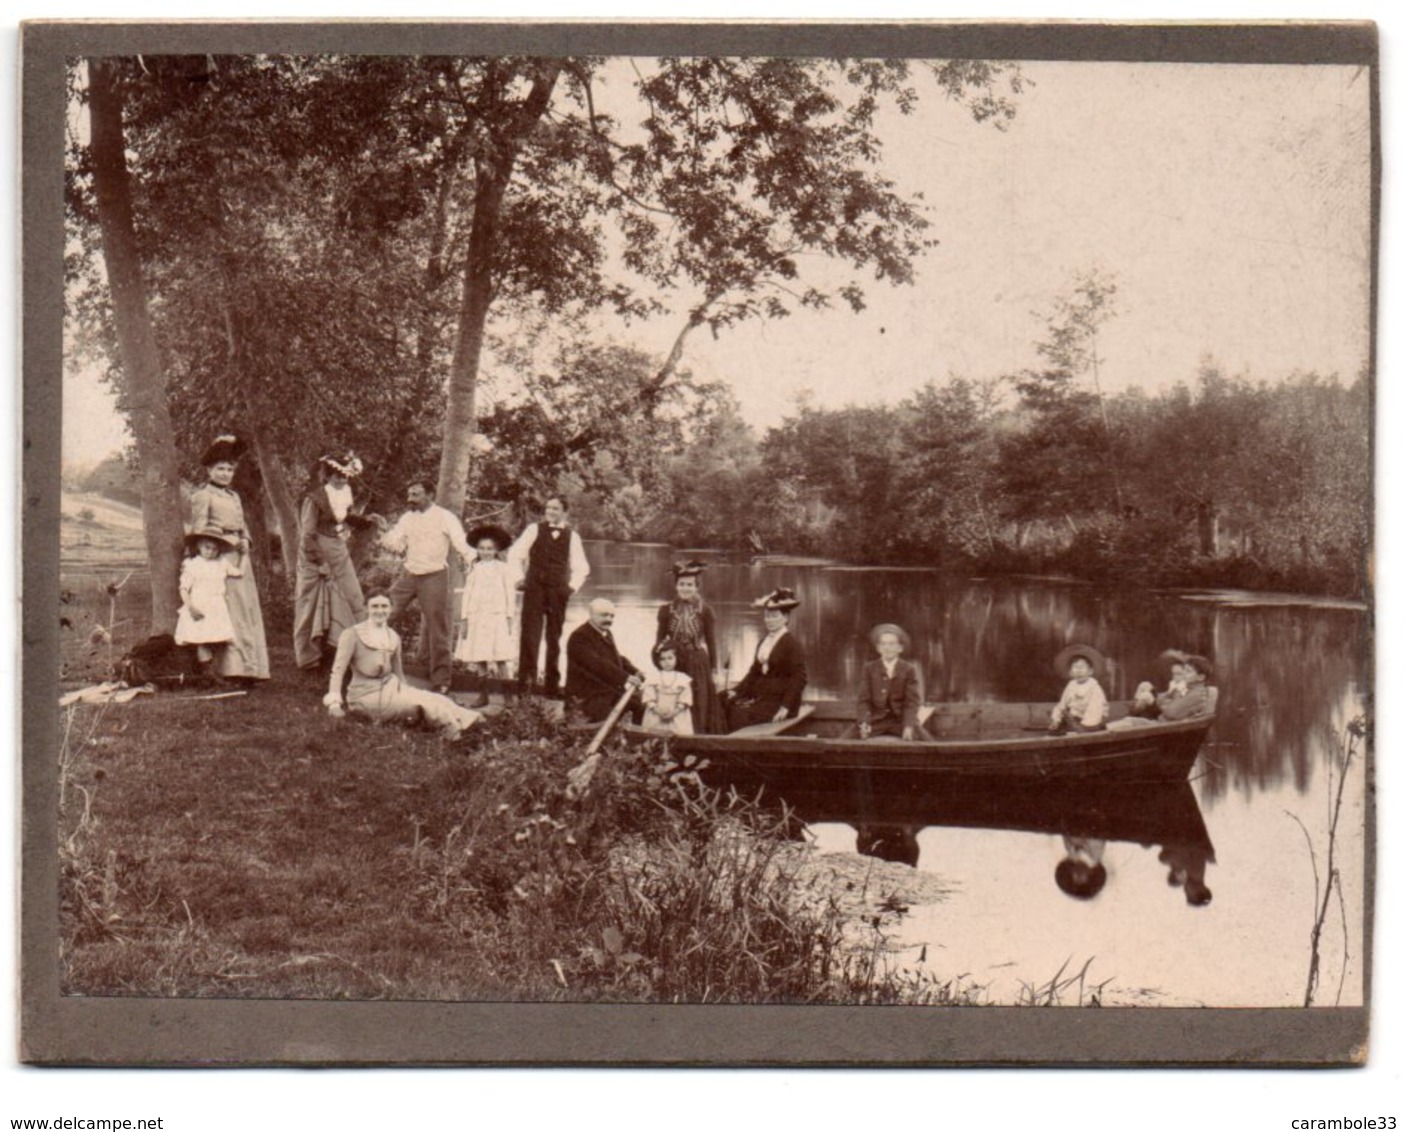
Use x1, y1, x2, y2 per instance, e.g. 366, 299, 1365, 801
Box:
324, 589, 484, 741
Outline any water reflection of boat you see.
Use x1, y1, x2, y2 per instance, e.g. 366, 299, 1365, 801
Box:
635, 700, 1214, 782
774, 776, 1217, 897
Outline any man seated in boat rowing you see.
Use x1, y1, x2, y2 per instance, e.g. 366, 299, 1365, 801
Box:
723, 588, 808, 731
856, 623, 922, 741
564, 598, 645, 724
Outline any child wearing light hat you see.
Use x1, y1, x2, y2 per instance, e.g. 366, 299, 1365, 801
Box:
1049, 644, 1109, 733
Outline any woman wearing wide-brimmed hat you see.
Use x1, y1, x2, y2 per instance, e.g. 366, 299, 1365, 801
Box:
187, 434, 269, 681
655, 560, 725, 733
723, 587, 808, 731
293, 451, 386, 670
454, 523, 518, 701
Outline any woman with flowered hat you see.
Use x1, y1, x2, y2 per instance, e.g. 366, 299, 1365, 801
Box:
293, 450, 386, 670
187, 434, 269, 681
655, 560, 725, 733
723, 587, 808, 732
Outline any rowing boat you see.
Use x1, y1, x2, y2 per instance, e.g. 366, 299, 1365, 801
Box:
624, 699, 1214, 782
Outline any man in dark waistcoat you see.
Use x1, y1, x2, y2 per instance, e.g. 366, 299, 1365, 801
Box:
508, 496, 590, 697
565, 598, 644, 723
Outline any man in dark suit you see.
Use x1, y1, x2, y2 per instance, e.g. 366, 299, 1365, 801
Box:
724, 588, 808, 731
857, 623, 922, 740
565, 598, 644, 723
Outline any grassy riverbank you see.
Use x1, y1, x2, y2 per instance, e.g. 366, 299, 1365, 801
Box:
58, 665, 965, 1004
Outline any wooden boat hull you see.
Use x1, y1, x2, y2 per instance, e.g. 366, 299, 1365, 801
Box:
627, 700, 1213, 783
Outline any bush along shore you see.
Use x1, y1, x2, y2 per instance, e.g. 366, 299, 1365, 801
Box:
58, 669, 971, 1005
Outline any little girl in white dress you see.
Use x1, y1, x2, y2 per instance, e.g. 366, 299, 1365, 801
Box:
641, 640, 695, 735
174, 531, 243, 667
454, 524, 517, 686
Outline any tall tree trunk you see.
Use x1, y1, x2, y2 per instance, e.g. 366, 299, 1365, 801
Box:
1196, 500, 1218, 556
250, 430, 300, 585
87, 57, 186, 635
437, 63, 562, 512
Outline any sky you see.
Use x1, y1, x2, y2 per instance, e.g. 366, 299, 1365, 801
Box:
20, 7, 1400, 1130
604, 58, 1371, 424
61, 53, 1372, 463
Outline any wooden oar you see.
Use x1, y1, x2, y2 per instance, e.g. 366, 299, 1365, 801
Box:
566, 684, 637, 799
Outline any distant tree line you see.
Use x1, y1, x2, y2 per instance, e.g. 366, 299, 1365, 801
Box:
638, 362, 1368, 600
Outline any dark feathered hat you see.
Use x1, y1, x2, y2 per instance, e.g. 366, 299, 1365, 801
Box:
201, 433, 247, 467
671, 560, 709, 578
467, 524, 512, 551
753, 587, 801, 612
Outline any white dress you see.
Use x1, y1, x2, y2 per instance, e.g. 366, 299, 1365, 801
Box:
174, 556, 240, 646
455, 558, 517, 664
642, 670, 695, 735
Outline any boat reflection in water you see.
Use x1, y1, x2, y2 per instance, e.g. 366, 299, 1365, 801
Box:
768, 775, 1217, 907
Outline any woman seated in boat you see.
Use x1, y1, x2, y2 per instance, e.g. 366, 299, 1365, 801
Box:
1130, 651, 1216, 721
1048, 644, 1109, 734
723, 588, 808, 731
857, 623, 922, 741
324, 590, 485, 741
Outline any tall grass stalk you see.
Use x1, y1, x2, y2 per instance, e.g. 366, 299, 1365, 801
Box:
1288, 714, 1365, 1007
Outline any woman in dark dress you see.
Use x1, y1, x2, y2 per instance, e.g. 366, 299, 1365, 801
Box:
723, 587, 808, 731
656, 561, 726, 734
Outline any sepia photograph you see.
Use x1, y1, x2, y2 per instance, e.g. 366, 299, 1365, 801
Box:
21, 19, 1376, 1070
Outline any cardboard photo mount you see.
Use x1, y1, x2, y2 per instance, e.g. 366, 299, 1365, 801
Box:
21, 19, 1376, 1066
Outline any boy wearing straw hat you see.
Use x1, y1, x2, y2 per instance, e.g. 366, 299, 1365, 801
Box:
857, 623, 922, 741
1049, 644, 1110, 733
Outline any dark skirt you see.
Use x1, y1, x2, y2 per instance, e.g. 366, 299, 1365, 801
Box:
677, 643, 726, 734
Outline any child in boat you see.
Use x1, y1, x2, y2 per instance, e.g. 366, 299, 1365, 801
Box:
1049, 644, 1109, 733
857, 623, 922, 740
174, 530, 243, 674
1131, 651, 1216, 721
641, 639, 694, 735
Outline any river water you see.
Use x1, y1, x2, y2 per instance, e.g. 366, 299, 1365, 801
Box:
582, 542, 1370, 1009
63, 541, 1369, 1007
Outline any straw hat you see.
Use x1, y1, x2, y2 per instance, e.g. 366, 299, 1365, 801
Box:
869, 623, 911, 649
184, 528, 239, 555
1053, 643, 1107, 681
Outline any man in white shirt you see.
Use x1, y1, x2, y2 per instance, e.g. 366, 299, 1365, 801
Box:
380, 478, 472, 693
508, 496, 590, 697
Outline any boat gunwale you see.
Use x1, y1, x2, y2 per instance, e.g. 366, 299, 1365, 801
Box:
630, 709, 1215, 757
